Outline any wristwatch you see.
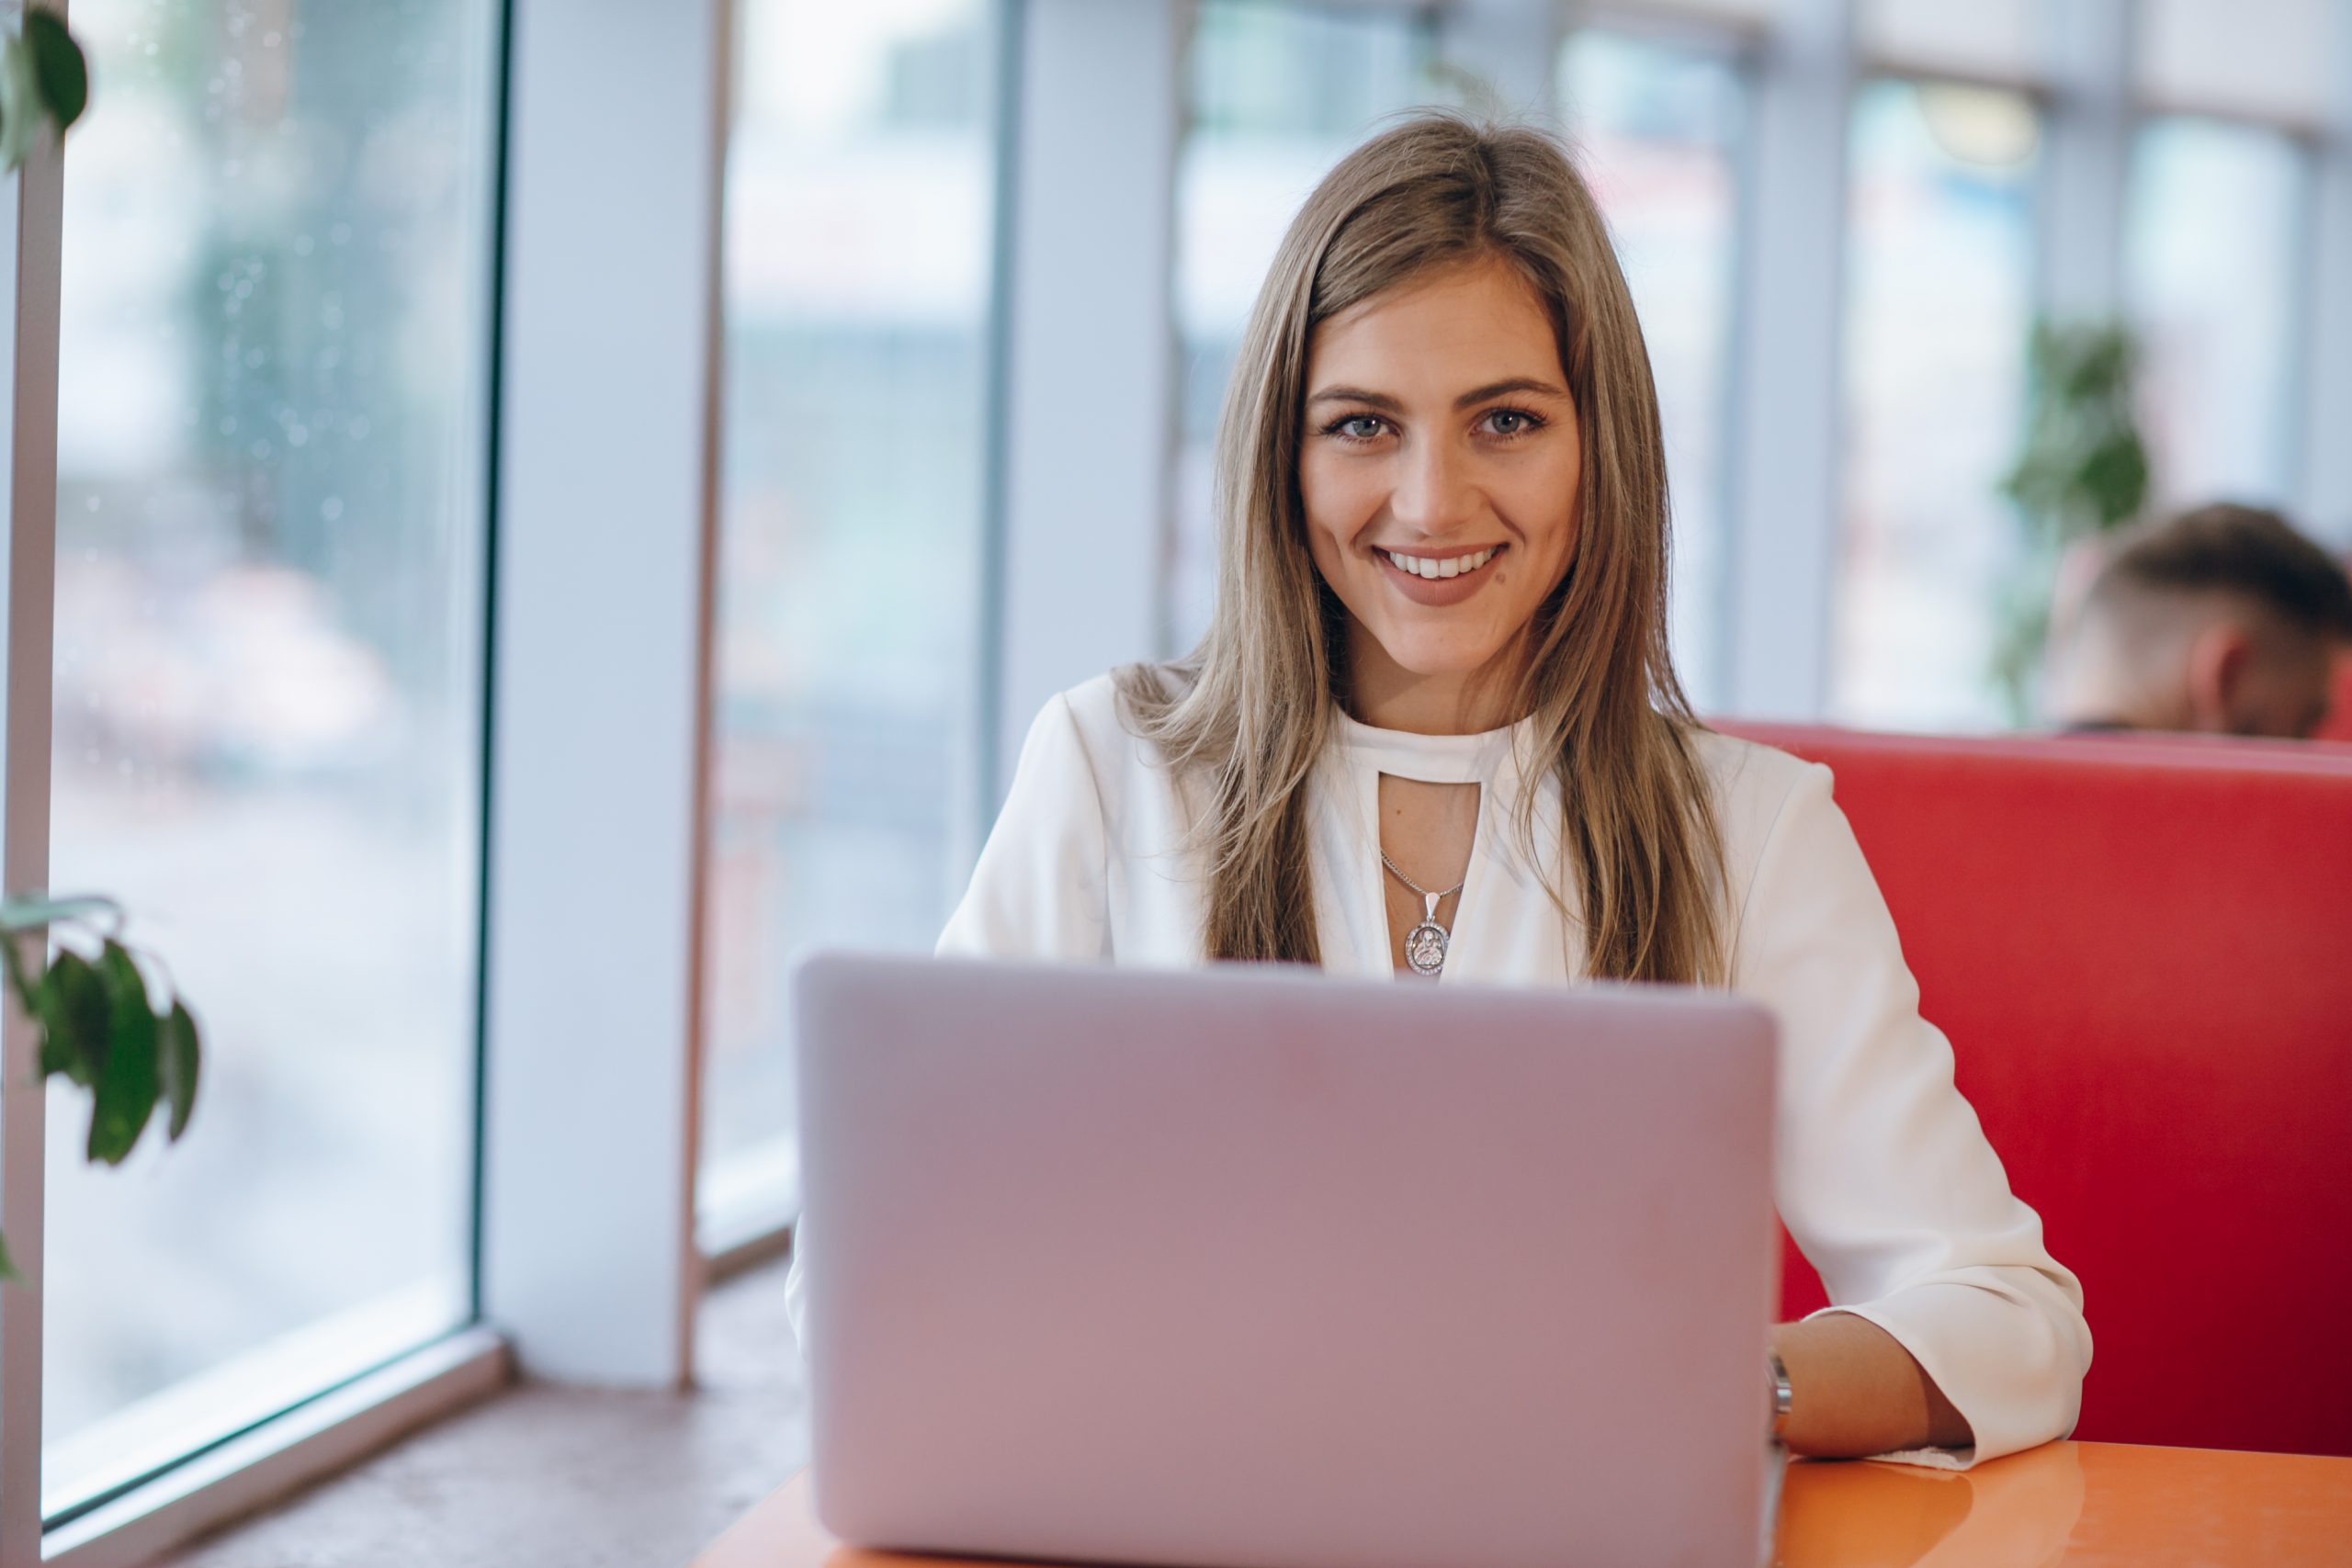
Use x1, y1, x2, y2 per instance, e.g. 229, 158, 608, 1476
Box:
1767, 1347, 1793, 1440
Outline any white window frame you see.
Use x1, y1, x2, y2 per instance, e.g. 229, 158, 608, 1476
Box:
0, 0, 736, 1560
0, 15, 66, 1556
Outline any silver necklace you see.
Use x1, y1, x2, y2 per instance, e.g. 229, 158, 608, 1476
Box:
1380, 852, 1465, 976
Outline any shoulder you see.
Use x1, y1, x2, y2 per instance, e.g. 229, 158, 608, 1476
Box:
1685, 728, 1841, 906
1058, 671, 1138, 752
1023, 670, 1187, 817
1689, 728, 1829, 840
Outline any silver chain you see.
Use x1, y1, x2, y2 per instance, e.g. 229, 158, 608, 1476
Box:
1378, 852, 1464, 903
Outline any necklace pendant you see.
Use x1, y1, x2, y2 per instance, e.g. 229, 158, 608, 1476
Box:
1405, 888, 1447, 976
1405, 918, 1449, 976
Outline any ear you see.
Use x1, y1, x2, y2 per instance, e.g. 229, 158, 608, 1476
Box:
2184, 622, 2252, 732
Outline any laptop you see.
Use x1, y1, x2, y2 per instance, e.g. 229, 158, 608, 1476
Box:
793, 952, 1783, 1568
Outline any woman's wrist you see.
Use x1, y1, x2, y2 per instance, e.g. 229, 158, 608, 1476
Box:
1770, 1314, 1967, 1457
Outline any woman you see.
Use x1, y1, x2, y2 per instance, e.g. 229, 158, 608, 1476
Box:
794, 115, 2088, 1467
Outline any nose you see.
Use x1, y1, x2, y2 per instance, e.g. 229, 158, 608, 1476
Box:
1388, 434, 1477, 536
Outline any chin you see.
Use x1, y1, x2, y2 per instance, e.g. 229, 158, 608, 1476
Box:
1372, 627, 1514, 680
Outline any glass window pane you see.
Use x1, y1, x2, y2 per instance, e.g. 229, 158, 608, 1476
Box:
1559, 30, 1744, 710
1834, 79, 2040, 731
45, 0, 500, 1515
1168, 1, 1434, 652
2126, 117, 2309, 513
699, 0, 998, 1207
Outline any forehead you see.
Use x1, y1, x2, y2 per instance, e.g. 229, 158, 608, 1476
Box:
1306, 256, 1563, 391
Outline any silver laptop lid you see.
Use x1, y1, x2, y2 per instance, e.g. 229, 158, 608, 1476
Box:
797, 953, 1780, 1568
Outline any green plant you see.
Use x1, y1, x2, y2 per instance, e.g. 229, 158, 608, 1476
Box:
0, 898, 204, 1282
0, 5, 86, 170
1995, 321, 2153, 721
0, 12, 198, 1288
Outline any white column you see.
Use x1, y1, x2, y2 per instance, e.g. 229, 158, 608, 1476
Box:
1722, 0, 1854, 720
0, 28, 62, 1557
2301, 6, 2352, 547
481, 0, 727, 1386
988, 0, 1183, 807
2035, 0, 2134, 325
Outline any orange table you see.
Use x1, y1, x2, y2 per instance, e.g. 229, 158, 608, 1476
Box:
693, 1441, 2352, 1567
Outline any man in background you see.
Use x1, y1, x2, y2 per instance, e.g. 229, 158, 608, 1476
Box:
2045, 502, 2352, 739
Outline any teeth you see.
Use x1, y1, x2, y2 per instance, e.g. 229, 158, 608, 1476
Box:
1383, 547, 1496, 581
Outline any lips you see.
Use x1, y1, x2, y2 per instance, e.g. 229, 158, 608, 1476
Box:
1377, 545, 1499, 581
1374, 543, 1508, 606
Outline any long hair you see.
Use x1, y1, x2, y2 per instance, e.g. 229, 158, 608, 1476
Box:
1114, 113, 1725, 985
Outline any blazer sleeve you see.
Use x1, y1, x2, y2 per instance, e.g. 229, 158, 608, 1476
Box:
789, 691, 1114, 1354
935, 690, 1113, 962
1734, 760, 2092, 1468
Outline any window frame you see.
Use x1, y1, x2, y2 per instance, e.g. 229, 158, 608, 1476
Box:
26, 0, 515, 1536
2121, 108, 2327, 513
0, 0, 736, 1557
690, 0, 1026, 1270
1832, 69, 2052, 730
1557, 20, 1763, 710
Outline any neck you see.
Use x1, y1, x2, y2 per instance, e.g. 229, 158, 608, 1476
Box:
1343, 622, 1528, 735
2047, 663, 2190, 734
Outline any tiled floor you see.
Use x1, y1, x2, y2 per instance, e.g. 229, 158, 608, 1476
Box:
155, 1253, 808, 1567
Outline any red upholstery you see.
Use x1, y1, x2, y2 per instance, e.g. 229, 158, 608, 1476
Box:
1715, 722, 2352, 1458
2317, 654, 2352, 743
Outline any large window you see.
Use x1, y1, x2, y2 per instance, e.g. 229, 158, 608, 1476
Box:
44, 0, 501, 1518
2126, 117, 2311, 513
1834, 78, 2040, 731
1166, 0, 1434, 652
698, 0, 1000, 1228
1559, 30, 1745, 710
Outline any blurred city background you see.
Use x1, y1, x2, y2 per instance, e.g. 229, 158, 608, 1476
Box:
35, 0, 2352, 1529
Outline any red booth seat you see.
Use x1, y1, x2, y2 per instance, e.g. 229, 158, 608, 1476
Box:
2318, 653, 2352, 743
1715, 722, 2352, 1459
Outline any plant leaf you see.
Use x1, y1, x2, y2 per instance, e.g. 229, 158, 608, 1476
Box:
159, 999, 199, 1142
0, 931, 35, 1037
88, 941, 157, 1166
0, 1229, 19, 1287
0, 893, 122, 932
0, 33, 41, 172
35, 947, 108, 1089
21, 10, 86, 133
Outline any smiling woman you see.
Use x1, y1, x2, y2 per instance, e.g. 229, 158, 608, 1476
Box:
1117, 115, 1714, 985
792, 112, 2089, 1473
1300, 261, 1584, 730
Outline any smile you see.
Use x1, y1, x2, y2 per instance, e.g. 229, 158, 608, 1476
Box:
1376, 545, 1501, 581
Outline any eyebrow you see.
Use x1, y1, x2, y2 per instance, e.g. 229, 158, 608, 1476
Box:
1306, 377, 1571, 412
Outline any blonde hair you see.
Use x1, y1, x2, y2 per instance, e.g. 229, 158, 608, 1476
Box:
1115, 113, 1725, 985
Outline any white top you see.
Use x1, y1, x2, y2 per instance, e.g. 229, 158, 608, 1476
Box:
790, 672, 2091, 1468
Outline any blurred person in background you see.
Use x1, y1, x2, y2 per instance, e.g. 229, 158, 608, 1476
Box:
2046, 503, 2352, 739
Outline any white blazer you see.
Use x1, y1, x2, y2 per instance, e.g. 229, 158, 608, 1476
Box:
789, 672, 2091, 1468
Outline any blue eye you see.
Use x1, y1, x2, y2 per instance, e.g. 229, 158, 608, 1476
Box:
1484, 408, 1543, 437
1332, 415, 1385, 441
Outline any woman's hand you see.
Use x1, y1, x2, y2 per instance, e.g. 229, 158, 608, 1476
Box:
1771, 1313, 1973, 1458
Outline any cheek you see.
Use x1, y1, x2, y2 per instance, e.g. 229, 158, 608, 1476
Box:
1307, 460, 1374, 582
1499, 464, 1580, 580
1299, 448, 1383, 543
